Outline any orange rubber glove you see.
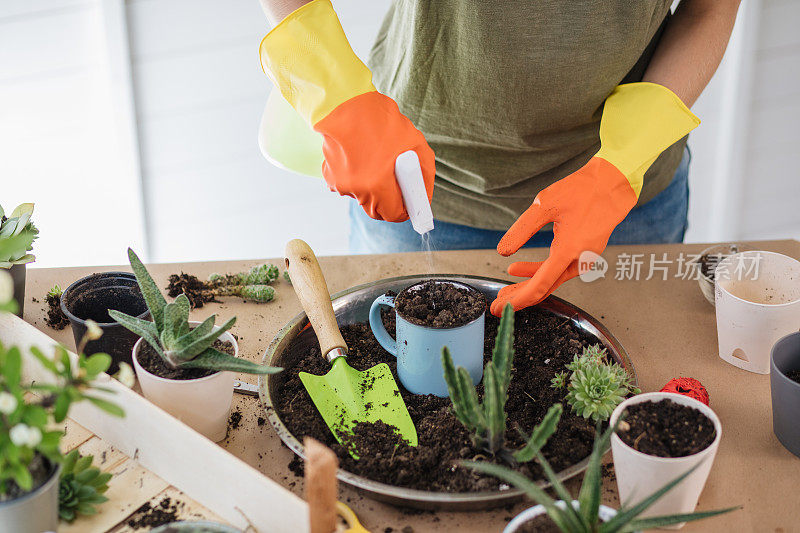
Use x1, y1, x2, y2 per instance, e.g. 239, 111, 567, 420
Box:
259, 0, 434, 222
490, 83, 700, 316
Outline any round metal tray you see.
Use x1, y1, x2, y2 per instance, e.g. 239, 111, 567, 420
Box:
259, 274, 634, 511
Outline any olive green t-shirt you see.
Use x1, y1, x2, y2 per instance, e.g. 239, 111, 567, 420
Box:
368, 1, 686, 231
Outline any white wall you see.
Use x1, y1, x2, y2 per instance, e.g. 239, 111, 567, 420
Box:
2, 0, 798, 268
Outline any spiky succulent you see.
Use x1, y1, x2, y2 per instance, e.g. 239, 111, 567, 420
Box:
58, 450, 111, 522
110, 248, 281, 375
554, 344, 639, 423
283, 270, 291, 284
442, 304, 562, 462
465, 418, 739, 532
0, 203, 38, 268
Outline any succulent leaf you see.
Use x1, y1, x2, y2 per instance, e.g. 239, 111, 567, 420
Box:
179, 347, 282, 374
127, 248, 167, 334
513, 403, 563, 463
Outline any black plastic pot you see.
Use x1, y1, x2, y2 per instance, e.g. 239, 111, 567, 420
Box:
60, 272, 149, 374
8, 263, 25, 317
770, 331, 800, 458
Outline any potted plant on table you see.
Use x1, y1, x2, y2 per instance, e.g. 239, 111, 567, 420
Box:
110, 248, 282, 442
0, 298, 124, 533
770, 331, 800, 458
0, 203, 38, 317
466, 415, 738, 532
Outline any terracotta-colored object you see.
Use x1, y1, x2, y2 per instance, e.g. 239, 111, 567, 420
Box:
660, 377, 710, 406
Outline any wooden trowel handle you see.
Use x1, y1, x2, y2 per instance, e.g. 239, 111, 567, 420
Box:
285, 239, 348, 358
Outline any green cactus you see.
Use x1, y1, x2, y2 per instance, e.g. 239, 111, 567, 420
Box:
110, 248, 282, 375
283, 270, 291, 284
0, 203, 38, 268
205, 264, 279, 303
442, 303, 559, 460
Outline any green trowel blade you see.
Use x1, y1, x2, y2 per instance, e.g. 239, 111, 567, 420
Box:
299, 358, 418, 458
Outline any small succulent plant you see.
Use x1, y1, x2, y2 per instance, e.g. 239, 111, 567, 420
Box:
58, 450, 111, 522
442, 304, 562, 462
283, 270, 292, 284
0, 203, 38, 268
206, 264, 279, 303
551, 344, 639, 423
465, 418, 739, 532
110, 248, 281, 375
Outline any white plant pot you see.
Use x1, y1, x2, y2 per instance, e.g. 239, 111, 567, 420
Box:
610, 392, 721, 529
715, 251, 800, 374
503, 500, 621, 533
132, 321, 235, 442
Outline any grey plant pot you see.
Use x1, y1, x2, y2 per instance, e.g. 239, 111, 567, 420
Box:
8, 263, 26, 318
151, 521, 242, 533
0, 461, 60, 533
770, 331, 800, 458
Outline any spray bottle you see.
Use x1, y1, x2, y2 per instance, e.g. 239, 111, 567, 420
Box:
394, 150, 434, 235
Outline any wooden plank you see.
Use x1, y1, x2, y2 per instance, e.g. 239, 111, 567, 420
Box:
1, 313, 309, 532
60, 418, 95, 452
75, 436, 130, 472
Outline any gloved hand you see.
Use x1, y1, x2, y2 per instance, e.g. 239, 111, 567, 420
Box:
490, 83, 700, 316
259, 0, 435, 222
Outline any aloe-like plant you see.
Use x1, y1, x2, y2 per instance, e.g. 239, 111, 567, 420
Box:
551, 345, 640, 423
58, 450, 111, 522
0, 203, 38, 268
442, 304, 562, 462
465, 419, 739, 532
110, 248, 281, 375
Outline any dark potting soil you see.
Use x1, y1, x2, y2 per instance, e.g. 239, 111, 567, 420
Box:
273, 306, 603, 492
699, 253, 729, 281
44, 291, 69, 330
395, 280, 486, 328
66, 283, 146, 323
138, 339, 234, 380
616, 399, 716, 458
514, 513, 563, 533
785, 370, 800, 384
0, 453, 54, 502
166, 273, 217, 309
127, 497, 183, 529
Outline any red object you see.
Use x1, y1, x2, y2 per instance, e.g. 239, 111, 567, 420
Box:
660, 377, 710, 406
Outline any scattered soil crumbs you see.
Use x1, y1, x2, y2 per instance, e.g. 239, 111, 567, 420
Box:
274, 305, 605, 492
395, 280, 486, 328
617, 399, 716, 458
127, 497, 183, 529
167, 273, 216, 309
515, 514, 562, 533
228, 409, 243, 430
138, 339, 234, 380
257, 416, 266, 426
786, 370, 800, 384
44, 291, 68, 329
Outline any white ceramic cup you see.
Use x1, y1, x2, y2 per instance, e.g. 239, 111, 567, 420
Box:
610, 392, 721, 529
132, 321, 235, 442
715, 251, 800, 374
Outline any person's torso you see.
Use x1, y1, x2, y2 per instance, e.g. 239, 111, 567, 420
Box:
368, 0, 684, 230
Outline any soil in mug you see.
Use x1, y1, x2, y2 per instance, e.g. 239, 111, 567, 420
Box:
698, 253, 730, 281
616, 399, 716, 458
138, 339, 234, 380
274, 305, 606, 492
785, 370, 800, 384
395, 280, 486, 328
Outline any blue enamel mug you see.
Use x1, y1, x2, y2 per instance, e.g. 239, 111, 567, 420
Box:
368, 280, 485, 396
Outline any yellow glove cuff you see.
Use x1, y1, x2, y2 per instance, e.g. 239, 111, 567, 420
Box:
595, 82, 700, 197
259, 0, 376, 125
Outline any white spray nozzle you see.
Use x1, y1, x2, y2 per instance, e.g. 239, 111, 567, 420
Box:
394, 150, 434, 235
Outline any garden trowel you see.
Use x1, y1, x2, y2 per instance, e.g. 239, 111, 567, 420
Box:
285, 239, 418, 457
